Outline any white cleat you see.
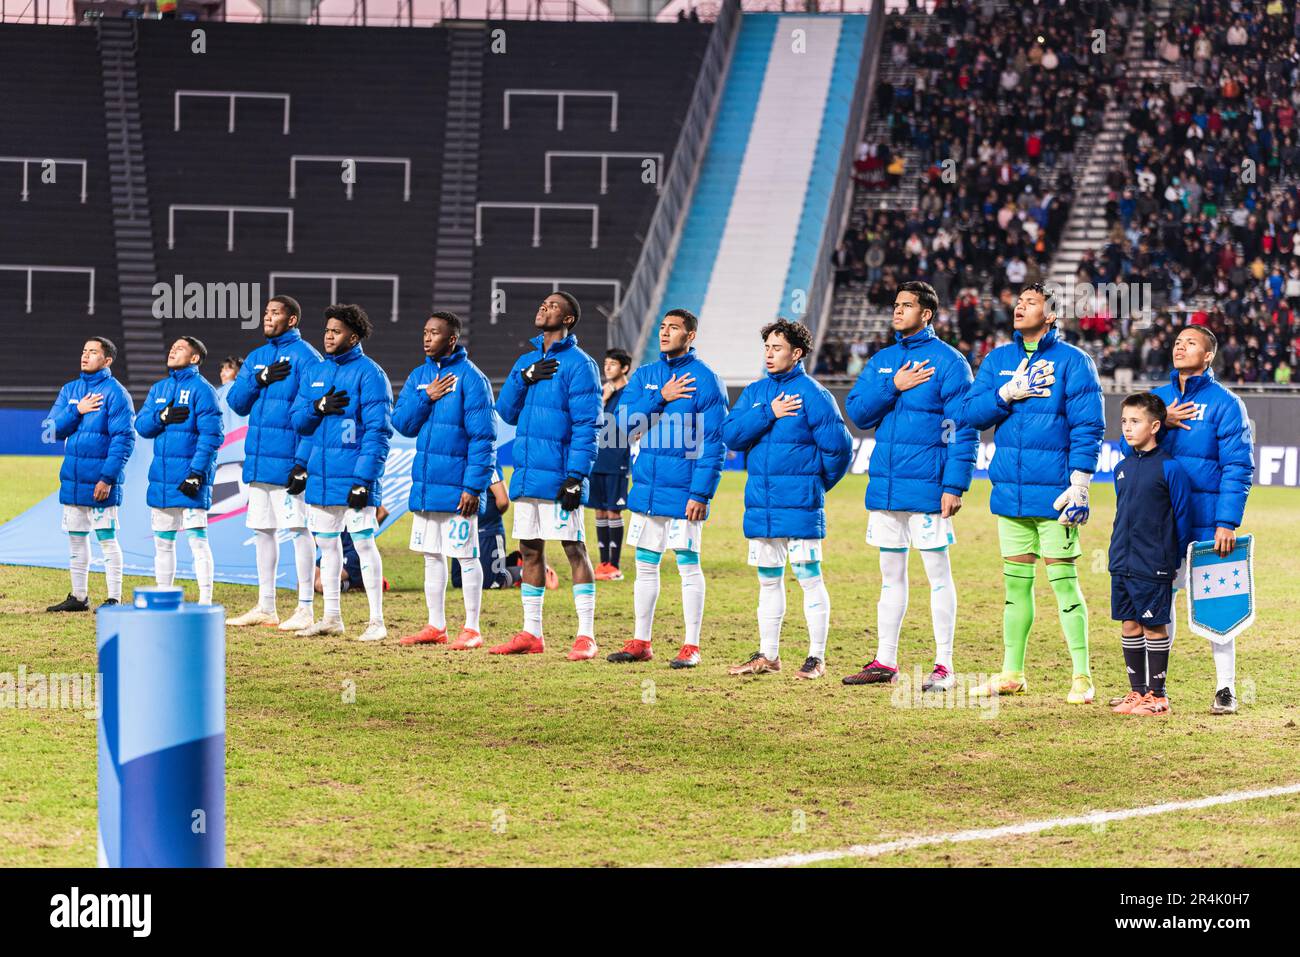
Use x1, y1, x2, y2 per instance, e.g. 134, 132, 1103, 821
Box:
228, 606, 279, 627
357, 620, 388, 642
277, 604, 316, 632
296, 617, 345, 637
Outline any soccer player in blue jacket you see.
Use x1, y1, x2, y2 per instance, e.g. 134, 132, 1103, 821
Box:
591, 348, 632, 581
1109, 392, 1194, 718
607, 308, 729, 669
722, 319, 854, 680
134, 336, 225, 605
225, 295, 323, 633
492, 292, 603, 660
391, 311, 497, 650
1145, 326, 1254, 714
842, 282, 978, 692
45, 337, 136, 613
292, 304, 394, 642
963, 283, 1105, 704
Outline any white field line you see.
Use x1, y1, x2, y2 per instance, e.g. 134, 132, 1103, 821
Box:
713, 781, 1300, 868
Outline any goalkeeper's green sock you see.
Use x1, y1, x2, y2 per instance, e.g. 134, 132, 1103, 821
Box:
1001, 560, 1036, 674
1047, 561, 1090, 677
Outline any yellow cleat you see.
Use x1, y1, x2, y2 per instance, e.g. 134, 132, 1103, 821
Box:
968, 671, 1027, 697
1067, 674, 1095, 704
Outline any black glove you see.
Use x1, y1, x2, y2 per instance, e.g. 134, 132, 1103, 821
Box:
521, 358, 559, 386
178, 473, 202, 498
159, 401, 190, 426
285, 465, 307, 496
257, 359, 292, 387
348, 484, 369, 509
315, 387, 349, 416
557, 475, 583, 512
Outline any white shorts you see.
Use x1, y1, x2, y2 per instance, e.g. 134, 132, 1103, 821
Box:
245, 482, 308, 530
151, 507, 208, 532
409, 511, 480, 559
626, 512, 704, 554
747, 537, 823, 567
307, 504, 379, 536
866, 510, 955, 550
61, 505, 119, 534
511, 497, 585, 542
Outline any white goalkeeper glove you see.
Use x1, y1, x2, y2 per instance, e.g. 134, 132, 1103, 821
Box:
1052, 470, 1092, 526
998, 358, 1055, 403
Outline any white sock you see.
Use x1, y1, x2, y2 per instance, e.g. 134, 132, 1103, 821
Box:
293, 530, 315, 606
1213, 639, 1236, 695
876, 549, 909, 668
188, 531, 214, 605
354, 533, 384, 622
522, 583, 544, 636
795, 563, 830, 660
677, 553, 705, 647
320, 535, 343, 620
634, 554, 662, 643
154, 534, 176, 587
255, 529, 279, 613
574, 583, 595, 639
459, 558, 483, 632
920, 548, 956, 671
68, 534, 90, 601
99, 535, 123, 601
757, 569, 786, 660
424, 553, 447, 629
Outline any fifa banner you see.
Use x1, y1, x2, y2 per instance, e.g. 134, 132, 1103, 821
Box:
1186, 534, 1255, 645
0, 418, 516, 588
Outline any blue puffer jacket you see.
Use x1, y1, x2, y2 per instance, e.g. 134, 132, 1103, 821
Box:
721, 363, 853, 539
1150, 368, 1253, 542
963, 326, 1104, 519
616, 348, 729, 519
48, 367, 136, 507
134, 366, 225, 509
225, 328, 322, 485
846, 325, 978, 514
391, 347, 497, 513
290, 344, 394, 508
495, 333, 602, 502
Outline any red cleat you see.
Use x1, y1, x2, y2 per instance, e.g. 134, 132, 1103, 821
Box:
449, 628, 482, 650
606, 639, 653, 663
670, 644, 701, 669
567, 635, 598, 660
489, 631, 545, 655
399, 625, 448, 646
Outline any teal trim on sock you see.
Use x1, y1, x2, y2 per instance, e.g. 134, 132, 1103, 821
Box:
93, 528, 116, 542
315, 531, 341, 539
522, 583, 545, 597
879, 546, 908, 553
155, 530, 178, 542
635, 547, 663, 565
573, 582, 595, 596
68, 530, 90, 538
185, 527, 208, 540
352, 528, 375, 540
792, 560, 821, 580
674, 549, 700, 565
919, 544, 948, 552
756, 565, 784, 579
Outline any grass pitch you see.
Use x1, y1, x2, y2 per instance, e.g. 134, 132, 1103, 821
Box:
1, 455, 1297, 867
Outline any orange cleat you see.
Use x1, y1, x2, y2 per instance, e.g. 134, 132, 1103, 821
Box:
1111, 690, 1145, 714
449, 628, 482, 650
567, 635, 598, 660
1131, 692, 1171, 716
594, 562, 624, 581
489, 631, 545, 655
399, 625, 448, 647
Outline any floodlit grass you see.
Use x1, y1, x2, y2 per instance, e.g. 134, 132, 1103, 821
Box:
1, 455, 1297, 866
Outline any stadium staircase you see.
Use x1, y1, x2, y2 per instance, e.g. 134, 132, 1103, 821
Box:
1046, 0, 1177, 293
432, 24, 486, 326
98, 18, 167, 400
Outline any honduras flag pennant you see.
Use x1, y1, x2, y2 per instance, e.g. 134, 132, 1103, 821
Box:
1186, 534, 1255, 645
